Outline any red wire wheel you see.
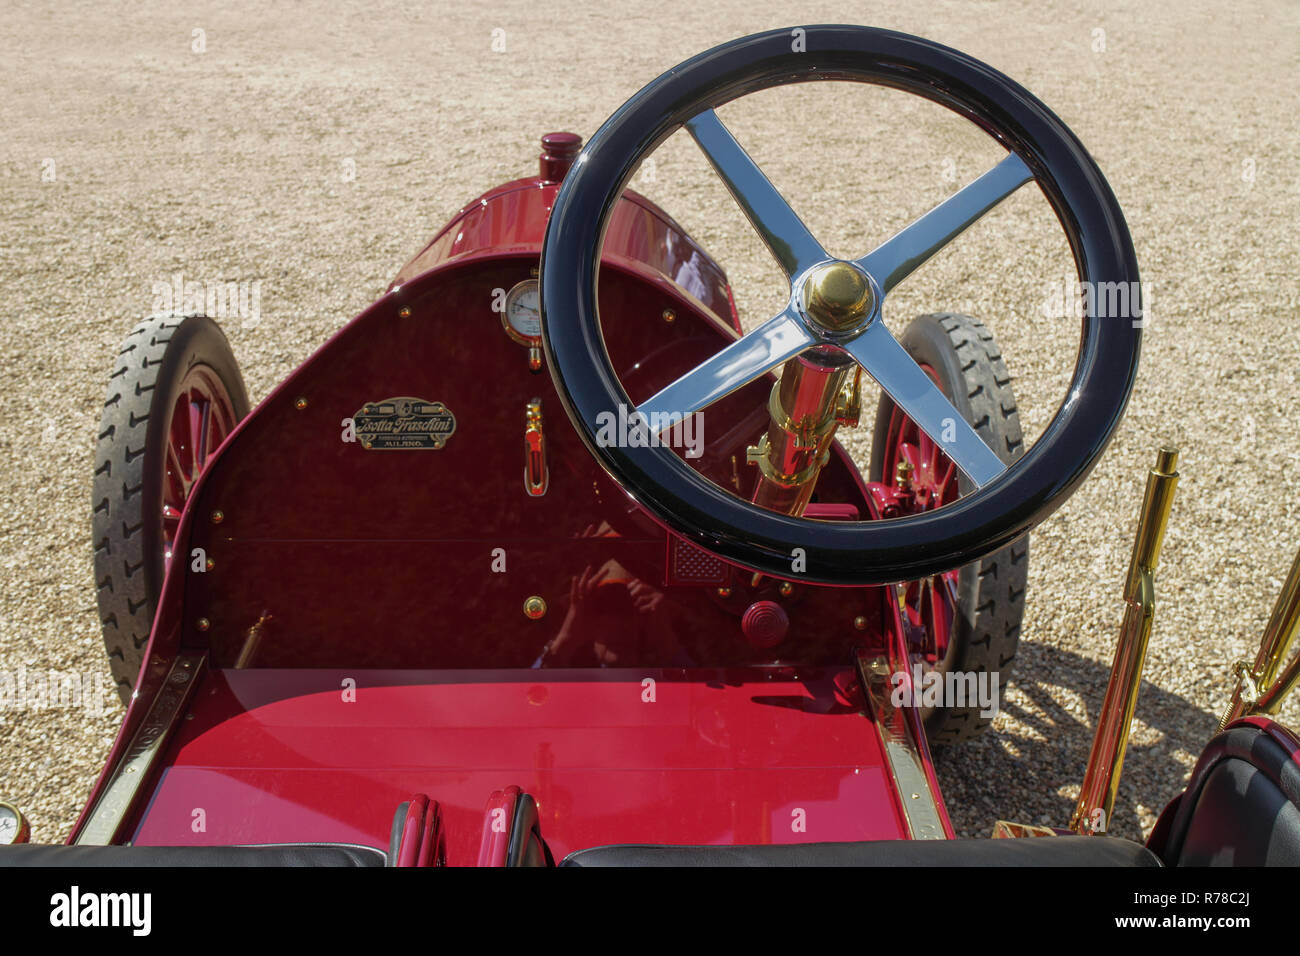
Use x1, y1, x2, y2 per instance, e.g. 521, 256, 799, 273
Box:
877, 366, 963, 669
161, 365, 241, 564
93, 314, 248, 702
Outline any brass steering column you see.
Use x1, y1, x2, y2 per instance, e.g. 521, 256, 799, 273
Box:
747, 262, 868, 515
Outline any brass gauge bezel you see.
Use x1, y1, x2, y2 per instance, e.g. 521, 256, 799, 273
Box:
501, 279, 542, 347
0, 800, 30, 845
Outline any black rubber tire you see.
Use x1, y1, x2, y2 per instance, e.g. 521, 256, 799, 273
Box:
869, 312, 1028, 746
92, 314, 248, 704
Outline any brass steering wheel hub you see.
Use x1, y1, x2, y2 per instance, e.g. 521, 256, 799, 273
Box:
801, 260, 875, 333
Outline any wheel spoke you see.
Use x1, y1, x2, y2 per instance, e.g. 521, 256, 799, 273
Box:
192, 398, 214, 473
172, 395, 195, 481
635, 307, 813, 427
686, 109, 827, 279
843, 322, 1007, 488
929, 439, 957, 504
917, 428, 935, 482
856, 153, 1033, 295
897, 440, 923, 479
164, 436, 189, 499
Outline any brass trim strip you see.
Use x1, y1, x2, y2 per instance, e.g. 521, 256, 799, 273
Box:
857, 652, 946, 840
75, 653, 205, 845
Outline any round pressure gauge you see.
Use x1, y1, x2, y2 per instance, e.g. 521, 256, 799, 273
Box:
0, 801, 29, 845
502, 279, 542, 346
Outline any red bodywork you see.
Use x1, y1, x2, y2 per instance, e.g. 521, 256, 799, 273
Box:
68, 140, 948, 859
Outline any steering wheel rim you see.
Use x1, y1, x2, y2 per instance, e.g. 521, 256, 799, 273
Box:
541, 24, 1141, 586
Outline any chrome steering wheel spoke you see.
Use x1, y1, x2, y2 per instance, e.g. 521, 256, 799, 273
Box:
686, 109, 828, 280
842, 322, 1008, 488
635, 306, 813, 425
857, 153, 1034, 295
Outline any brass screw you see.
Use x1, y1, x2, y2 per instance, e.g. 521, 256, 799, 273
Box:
523, 596, 547, 620
210, 510, 224, 524
717, 586, 732, 598
662, 309, 675, 323
398, 306, 412, 318
196, 618, 210, 632
779, 582, 794, 597
294, 397, 308, 410
853, 615, 868, 630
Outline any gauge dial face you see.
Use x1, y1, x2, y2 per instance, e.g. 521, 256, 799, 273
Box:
0, 805, 19, 845
502, 279, 542, 345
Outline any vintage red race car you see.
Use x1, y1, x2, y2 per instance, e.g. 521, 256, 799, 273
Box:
2, 25, 1296, 868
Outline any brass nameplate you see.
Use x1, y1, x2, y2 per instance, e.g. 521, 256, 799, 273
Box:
354, 397, 456, 450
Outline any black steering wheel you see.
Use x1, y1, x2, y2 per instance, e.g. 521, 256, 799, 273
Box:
540, 25, 1141, 585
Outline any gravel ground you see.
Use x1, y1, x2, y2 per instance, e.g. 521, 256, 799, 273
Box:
0, 1, 1296, 845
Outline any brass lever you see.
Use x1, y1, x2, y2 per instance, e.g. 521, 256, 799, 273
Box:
1070, 447, 1180, 835
525, 398, 548, 496
1221, 546, 1300, 728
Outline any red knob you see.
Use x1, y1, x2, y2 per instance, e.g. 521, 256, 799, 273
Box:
741, 601, 789, 649
540, 132, 583, 182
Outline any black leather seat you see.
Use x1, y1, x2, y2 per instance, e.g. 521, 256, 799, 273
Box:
1148, 721, 1300, 866
0, 843, 386, 867
562, 835, 1159, 867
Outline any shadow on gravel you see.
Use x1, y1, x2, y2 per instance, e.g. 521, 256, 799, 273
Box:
933, 640, 1221, 842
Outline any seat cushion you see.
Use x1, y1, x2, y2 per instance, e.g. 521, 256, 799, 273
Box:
562, 836, 1159, 867
1151, 720, 1300, 866
0, 843, 386, 867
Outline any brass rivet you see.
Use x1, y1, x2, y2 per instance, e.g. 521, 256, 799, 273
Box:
210, 510, 224, 524
398, 306, 412, 318
523, 596, 547, 620
717, 586, 732, 598
196, 618, 210, 632
294, 397, 308, 410
853, 615, 868, 630
662, 309, 675, 323
779, 581, 794, 597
